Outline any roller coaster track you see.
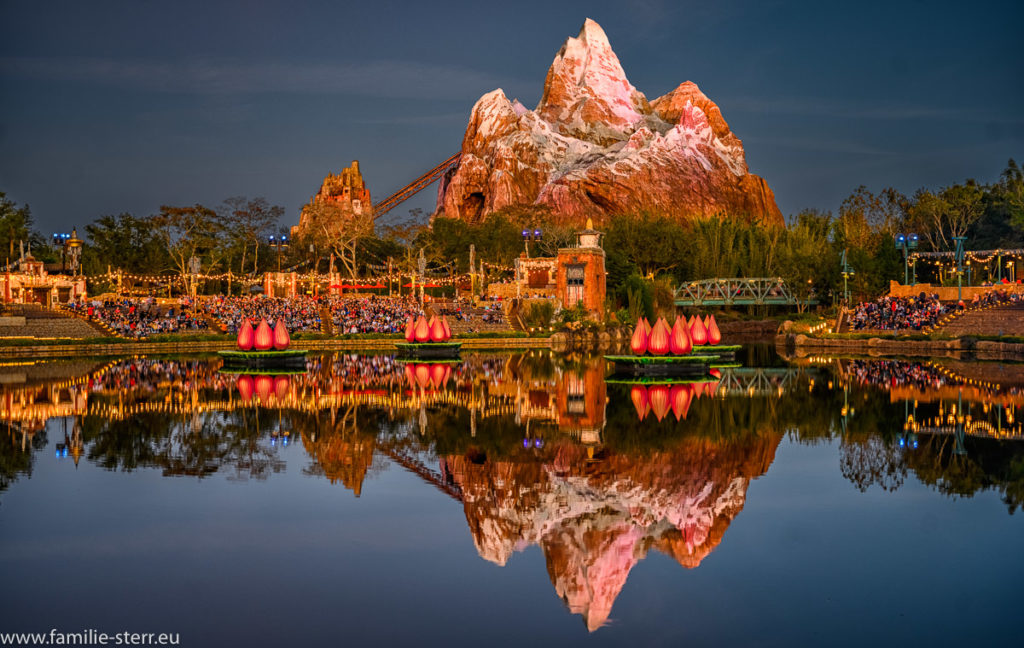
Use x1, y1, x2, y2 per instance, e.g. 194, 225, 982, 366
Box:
372, 153, 462, 220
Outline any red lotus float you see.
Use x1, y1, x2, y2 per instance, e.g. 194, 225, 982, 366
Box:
429, 316, 446, 342
706, 314, 723, 345
254, 318, 274, 350
414, 315, 431, 342
404, 317, 417, 342
630, 317, 649, 354
669, 317, 692, 355
272, 320, 290, 350
236, 320, 255, 350
648, 318, 670, 355
690, 316, 708, 346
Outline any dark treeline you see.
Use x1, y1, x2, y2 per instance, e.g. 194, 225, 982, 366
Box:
2, 159, 1021, 307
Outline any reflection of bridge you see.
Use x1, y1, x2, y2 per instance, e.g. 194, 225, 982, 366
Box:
716, 367, 810, 397
674, 277, 814, 307
372, 153, 461, 220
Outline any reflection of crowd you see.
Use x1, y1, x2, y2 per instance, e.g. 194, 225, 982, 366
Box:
435, 299, 506, 325
89, 358, 226, 392
848, 360, 954, 390
848, 294, 947, 331
68, 298, 210, 338
202, 296, 423, 334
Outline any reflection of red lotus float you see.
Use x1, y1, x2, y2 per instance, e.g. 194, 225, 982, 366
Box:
607, 314, 739, 377
220, 319, 307, 369
626, 379, 720, 422
403, 362, 453, 391
234, 373, 292, 404
395, 314, 462, 359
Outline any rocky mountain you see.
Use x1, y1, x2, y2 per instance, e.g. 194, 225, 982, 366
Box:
436, 18, 782, 226
442, 433, 781, 631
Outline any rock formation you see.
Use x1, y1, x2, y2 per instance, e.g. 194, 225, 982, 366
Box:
436, 19, 782, 226
292, 160, 372, 240
442, 432, 782, 631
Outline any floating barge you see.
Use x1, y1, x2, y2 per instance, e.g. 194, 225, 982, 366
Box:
604, 354, 717, 377
217, 349, 308, 370
394, 341, 463, 359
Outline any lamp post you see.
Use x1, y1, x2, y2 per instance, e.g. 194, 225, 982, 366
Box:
268, 234, 289, 273
417, 248, 426, 306
953, 236, 967, 302
522, 228, 542, 257
840, 249, 854, 305
52, 232, 70, 271
894, 233, 919, 286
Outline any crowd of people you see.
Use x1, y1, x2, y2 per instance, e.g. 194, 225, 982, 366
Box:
68, 297, 210, 338
847, 294, 948, 331
202, 295, 423, 335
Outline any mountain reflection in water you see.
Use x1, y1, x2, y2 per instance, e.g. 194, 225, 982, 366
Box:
2, 350, 1023, 631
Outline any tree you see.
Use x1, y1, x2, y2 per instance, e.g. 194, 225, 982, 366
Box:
83, 213, 169, 276
0, 192, 42, 266
218, 197, 284, 277
151, 204, 221, 282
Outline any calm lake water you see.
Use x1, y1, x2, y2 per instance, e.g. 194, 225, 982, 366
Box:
1, 347, 1022, 647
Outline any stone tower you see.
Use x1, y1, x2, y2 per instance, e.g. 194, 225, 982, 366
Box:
292, 160, 372, 240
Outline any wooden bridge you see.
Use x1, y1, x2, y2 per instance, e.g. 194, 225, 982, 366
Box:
372, 153, 461, 220
674, 277, 814, 307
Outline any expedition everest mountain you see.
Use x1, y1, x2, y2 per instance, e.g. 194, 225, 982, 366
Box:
436, 18, 783, 226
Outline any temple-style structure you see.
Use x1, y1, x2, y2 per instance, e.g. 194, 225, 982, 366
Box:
507, 219, 606, 318
1, 251, 87, 306
291, 160, 372, 240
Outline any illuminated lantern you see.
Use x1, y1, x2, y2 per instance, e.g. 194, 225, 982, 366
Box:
429, 316, 446, 342
404, 317, 417, 342
236, 375, 254, 401
630, 318, 649, 355
274, 375, 290, 400
415, 364, 432, 390
441, 316, 452, 341
670, 384, 692, 421
255, 375, 273, 402
690, 316, 708, 346
643, 317, 652, 336
630, 385, 650, 421
649, 384, 670, 421
272, 320, 290, 350
669, 318, 692, 355
414, 316, 431, 342
706, 315, 722, 345
647, 318, 670, 355
236, 320, 254, 350
687, 315, 695, 329
430, 363, 447, 388
254, 318, 273, 350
